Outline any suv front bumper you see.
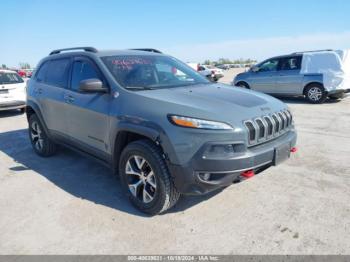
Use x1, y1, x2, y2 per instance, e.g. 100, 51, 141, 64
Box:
168, 130, 297, 195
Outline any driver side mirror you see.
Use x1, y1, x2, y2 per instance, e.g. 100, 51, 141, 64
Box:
79, 79, 108, 93
251, 66, 259, 72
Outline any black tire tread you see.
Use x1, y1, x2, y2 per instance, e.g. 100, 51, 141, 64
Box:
29, 114, 57, 157
304, 83, 327, 104
119, 139, 180, 215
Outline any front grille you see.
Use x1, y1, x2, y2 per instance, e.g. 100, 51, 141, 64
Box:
244, 109, 293, 146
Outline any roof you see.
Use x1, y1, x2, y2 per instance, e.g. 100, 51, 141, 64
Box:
48, 47, 164, 58
96, 49, 165, 57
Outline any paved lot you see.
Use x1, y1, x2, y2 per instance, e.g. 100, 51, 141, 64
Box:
0, 72, 350, 254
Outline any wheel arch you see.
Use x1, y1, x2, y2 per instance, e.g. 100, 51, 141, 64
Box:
111, 123, 163, 173
25, 101, 50, 136
303, 82, 324, 95
236, 81, 250, 89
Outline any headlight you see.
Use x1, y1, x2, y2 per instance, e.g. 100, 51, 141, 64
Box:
168, 115, 233, 130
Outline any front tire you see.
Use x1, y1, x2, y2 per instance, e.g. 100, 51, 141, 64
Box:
119, 140, 180, 215
28, 114, 57, 157
305, 84, 327, 104
236, 82, 250, 89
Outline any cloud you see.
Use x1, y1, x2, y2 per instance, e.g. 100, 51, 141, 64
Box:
163, 31, 350, 62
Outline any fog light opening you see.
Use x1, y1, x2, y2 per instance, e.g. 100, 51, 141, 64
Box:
199, 172, 211, 181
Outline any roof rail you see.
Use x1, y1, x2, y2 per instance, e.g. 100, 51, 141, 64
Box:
129, 48, 162, 54
291, 49, 333, 55
49, 47, 98, 55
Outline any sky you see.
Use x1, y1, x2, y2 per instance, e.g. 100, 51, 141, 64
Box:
1, 0, 350, 67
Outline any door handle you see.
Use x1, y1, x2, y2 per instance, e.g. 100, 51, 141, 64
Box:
64, 94, 74, 103
35, 88, 42, 94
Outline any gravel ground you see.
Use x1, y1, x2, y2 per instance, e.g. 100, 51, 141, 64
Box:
0, 70, 349, 254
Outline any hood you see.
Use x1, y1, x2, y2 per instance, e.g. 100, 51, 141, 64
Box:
135, 83, 287, 127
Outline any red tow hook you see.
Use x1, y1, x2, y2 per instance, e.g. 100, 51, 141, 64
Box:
290, 147, 298, 153
240, 170, 255, 179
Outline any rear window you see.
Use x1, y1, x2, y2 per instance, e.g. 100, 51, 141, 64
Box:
45, 59, 70, 88
35, 62, 49, 82
0, 72, 24, 84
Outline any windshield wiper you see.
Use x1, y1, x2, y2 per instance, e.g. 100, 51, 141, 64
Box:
125, 86, 157, 91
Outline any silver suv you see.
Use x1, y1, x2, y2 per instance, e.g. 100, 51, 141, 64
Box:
233, 51, 347, 103
26, 47, 297, 215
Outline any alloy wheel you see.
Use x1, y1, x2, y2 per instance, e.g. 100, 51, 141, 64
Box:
30, 121, 44, 152
125, 155, 157, 203
308, 87, 322, 101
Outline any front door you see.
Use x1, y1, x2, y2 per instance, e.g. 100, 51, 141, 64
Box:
64, 57, 111, 159
249, 58, 279, 93
275, 56, 303, 95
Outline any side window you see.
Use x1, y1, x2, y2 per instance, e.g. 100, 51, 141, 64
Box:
46, 59, 70, 88
35, 62, 49, 82
259, 59, 279, 72
279, 56, 302, 71
71, 60, 99, 91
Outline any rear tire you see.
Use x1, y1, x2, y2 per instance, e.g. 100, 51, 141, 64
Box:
119, 139, 180, 215
28, 114, 57, 157
304, 84, 327, 104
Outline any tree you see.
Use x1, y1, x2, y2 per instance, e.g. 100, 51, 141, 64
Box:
218, 58, 232, 64
1, 64, 6, 69
19, 62, 31, 69
203, 59, 211, 65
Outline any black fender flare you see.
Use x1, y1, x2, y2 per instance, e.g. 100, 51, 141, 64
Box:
26, 100, 51, 138
110, 121, 180, 173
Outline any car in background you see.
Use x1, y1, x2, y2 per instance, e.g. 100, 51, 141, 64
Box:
232, 50, 350, 103
17, 70, 27, 78
0, 69, 26, 113
216, 64, 230, 70
187, 62, 212, 80
199, 65, 224, 81
229, 64, 242, 68
24, 69, 34, 78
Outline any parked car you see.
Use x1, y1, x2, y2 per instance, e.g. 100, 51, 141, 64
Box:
199, 65, 224, 81
0, 69, 26, 112
187, 62, 212, 80
24, 69, 34, 78
233, 50, 349, 103
17, 70, 27, 78
26, 47, 297, 215
230, 64, 242, 68
216, 64, 230, 70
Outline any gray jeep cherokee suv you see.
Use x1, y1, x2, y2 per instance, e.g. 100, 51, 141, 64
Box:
26, 47, 297, 215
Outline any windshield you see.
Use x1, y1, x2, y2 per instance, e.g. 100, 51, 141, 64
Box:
0, 72, 24, 85
102, 55, 210, 90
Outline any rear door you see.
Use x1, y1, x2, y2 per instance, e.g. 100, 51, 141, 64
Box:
64, 56, 111, 159
249, 58, 279, 93
35, 58, 71, 137
275, 56, 303, 94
